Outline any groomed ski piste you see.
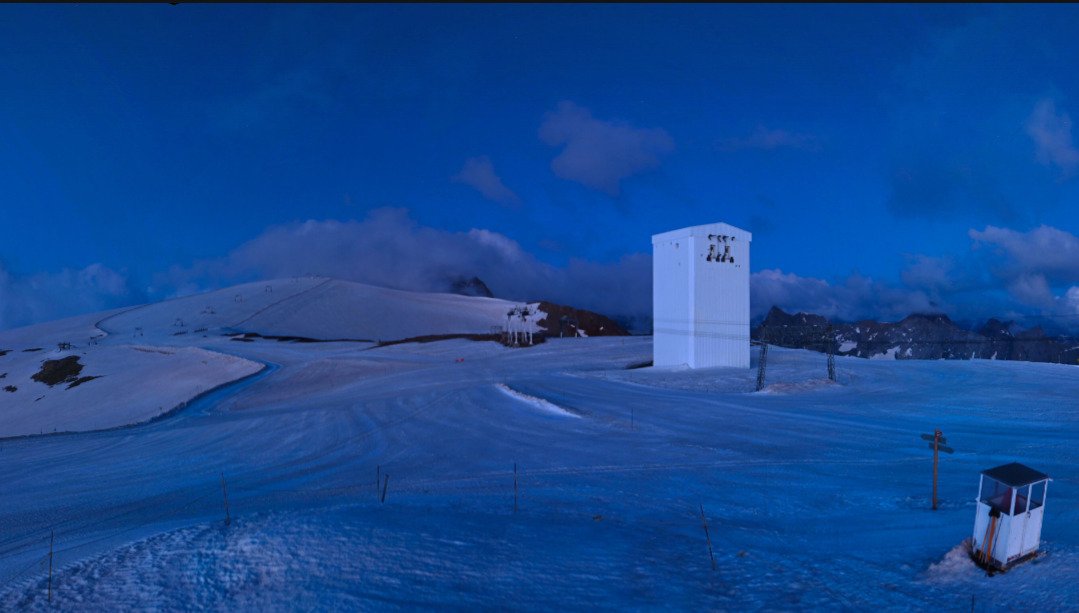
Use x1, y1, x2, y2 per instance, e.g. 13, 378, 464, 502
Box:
1, 277, 1077, 610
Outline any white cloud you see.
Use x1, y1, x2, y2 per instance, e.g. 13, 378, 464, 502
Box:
750, 269, 937, 323
969, 225, 1079, 282
539, 101, 674, 196
162, 208, 652, 323
1006, 273, 1055, 308
1025, 99, 1079, 178
0, 262, 141, 331
451, 156, 521, 207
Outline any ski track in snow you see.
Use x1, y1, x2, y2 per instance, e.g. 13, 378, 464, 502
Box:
3, 286, 1079, 610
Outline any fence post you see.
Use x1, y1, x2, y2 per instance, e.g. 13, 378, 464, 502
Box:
48, 530, 54, 602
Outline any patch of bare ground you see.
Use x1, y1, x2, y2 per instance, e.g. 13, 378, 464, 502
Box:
66, 376, 102, 389
31, 356, 92, 388
376, 333, 546, 348
3, 385, 15, 393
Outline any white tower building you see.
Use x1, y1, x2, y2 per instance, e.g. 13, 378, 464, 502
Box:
652, 222, 752, 368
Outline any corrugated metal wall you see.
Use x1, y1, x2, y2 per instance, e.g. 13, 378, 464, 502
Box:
653, 222, 751, 368
652, 235, 691, 367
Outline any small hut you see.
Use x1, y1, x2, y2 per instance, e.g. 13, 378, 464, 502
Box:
972, 462, 1050, 571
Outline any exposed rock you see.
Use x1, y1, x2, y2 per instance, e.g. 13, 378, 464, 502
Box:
31, 356, 85, 387
754, 307, 1079, 364
533, 301, 630, 338
448, 276, 494, 298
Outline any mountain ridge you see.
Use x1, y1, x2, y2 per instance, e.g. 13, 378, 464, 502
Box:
754, 306, 1079, 364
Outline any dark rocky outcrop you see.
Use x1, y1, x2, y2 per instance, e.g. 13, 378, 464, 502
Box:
448, 276, 494, 298
754, 307, 1079, 364
533, 301, 630, 338
31, 356, 86, 387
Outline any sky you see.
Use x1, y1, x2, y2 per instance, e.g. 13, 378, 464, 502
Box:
4, 4, 1079, 332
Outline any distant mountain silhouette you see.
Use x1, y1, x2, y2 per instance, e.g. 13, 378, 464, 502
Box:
754, 306, 1079, 364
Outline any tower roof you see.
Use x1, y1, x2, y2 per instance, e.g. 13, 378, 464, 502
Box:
652, 222, 752, 244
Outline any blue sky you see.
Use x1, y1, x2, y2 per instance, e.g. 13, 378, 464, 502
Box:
4, 4, 1079, 331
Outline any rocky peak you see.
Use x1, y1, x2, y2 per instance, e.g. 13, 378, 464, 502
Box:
448, 276, 494, 298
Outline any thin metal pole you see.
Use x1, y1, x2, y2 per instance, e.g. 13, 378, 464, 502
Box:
514, 463, 518, 514
932, 429, 940, 510
48, 530, 53, 602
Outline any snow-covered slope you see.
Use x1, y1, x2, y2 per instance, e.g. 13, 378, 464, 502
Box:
0, 345, 261, 438
94, 278, 537, 342
233, 279, 528, 341
0, 278, 549, 438
4, 283, 1079, 610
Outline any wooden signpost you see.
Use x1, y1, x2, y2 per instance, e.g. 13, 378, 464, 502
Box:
921, 429, 954, 510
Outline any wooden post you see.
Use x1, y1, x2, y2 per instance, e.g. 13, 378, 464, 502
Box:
700, 504, 716, 571
221, 473, 231, 525
932, 429, 941, 510
381, 474, 389, 504
514, 463, 518, 514
48, 530, 53, 602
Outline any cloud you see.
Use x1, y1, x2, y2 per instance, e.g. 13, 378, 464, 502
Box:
451, 156, 521, 207
750, 269, 938, 324
162, 207, 653, 324
1025, 99, 1079, 178
539, 101, 674, 196
716, 126, 820, 152
1064, 286, 1079, 315
969, 225, 1079, 282
1006, 273, 1055, 309
0, 262, 144, 332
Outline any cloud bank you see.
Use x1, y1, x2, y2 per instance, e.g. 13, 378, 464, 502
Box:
162, 208, 652, 327
0, 262, 144, 332
539, 101, 674, 196
8, 214, 1079, 336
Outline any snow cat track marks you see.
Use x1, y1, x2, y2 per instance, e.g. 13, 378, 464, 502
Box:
229, 278, 334, 329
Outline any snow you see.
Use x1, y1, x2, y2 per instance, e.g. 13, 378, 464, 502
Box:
0, 345, 261, 438
494, 383, 579, 419
870, 345, 900, 360
97, 278, 531, 342
3, 282, 1079, 610
839, 340, 857, 352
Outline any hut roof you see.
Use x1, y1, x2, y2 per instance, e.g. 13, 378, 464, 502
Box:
982, 462, 1049, 488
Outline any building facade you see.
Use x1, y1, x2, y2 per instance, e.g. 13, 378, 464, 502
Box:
652, 222, 752, 368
